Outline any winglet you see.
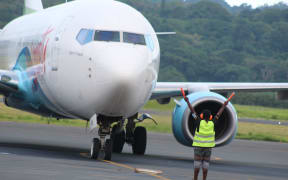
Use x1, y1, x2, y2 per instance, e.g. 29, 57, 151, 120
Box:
24, 0, 43, 15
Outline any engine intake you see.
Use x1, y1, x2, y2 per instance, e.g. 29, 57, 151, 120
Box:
172, 91, 238, 147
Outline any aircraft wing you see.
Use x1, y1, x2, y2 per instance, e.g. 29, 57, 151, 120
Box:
0, 70, 18, 95
151, 82, 288, 99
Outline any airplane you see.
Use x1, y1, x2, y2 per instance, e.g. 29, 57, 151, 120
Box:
0, 0, 288, 161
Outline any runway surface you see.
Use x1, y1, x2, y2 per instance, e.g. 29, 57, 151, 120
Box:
0, 121, 287, 180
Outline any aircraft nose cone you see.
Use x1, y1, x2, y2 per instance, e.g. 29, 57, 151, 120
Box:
93, 46, 153, 117
93, 45, 148, 80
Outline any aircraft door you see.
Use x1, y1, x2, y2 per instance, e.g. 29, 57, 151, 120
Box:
49, 16, 74, 82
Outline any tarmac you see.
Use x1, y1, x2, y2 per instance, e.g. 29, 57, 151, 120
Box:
0, 121, 287, 180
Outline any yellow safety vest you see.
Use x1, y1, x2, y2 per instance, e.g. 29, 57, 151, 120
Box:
192, 120, 215, 147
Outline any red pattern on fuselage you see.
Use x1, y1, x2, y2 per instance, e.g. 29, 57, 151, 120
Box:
28, 27, 53, 74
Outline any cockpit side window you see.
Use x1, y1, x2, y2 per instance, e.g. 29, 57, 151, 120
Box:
76, 29, 94, 45
94, 31, 120, 42
123, 32, 146, 45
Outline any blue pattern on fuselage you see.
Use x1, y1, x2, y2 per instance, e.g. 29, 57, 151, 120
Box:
8, 47, 67, 118
13, 47, 31, 71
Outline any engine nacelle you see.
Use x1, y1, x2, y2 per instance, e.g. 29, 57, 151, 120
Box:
172, 91, 238, 147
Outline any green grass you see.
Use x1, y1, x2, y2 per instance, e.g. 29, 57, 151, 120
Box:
237, 122, 288, 143
143, 100, 175, 111
142, 100, 288, 143
237, 132, 288, 143
0, 100, 287, 143
144, 100, 288, 121
235, 104, 288, 121
0, 103, 87, 127
140, 114, 172, 133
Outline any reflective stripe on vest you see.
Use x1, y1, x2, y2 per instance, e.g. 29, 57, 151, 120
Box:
192, 120, 215, 148
195, 134, 214, 138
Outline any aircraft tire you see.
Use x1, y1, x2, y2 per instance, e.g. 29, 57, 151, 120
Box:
112, 126, 125, 153
132, 126, 147, 155
104, 139, 113, 160
90, 138, 101, 159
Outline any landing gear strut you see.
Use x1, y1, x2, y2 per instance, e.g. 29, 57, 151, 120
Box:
90, 115, 119, 160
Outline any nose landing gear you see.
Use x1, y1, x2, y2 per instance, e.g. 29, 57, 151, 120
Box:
90, 137, 113, 160
90, 138, 101, 159
90, 115, 118, 160
90, 113, 154, 160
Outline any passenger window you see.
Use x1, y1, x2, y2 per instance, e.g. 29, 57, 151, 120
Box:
76, 29, 93, 45
123, 32, 146, 45
94, 31, 120, 42
145, 35, 154, 51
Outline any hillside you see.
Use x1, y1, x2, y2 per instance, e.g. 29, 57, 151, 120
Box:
1, 0, 288, 107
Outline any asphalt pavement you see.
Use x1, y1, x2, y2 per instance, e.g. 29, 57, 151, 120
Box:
0, 121, 287, 180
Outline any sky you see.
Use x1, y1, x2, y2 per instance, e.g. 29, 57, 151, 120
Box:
225, 0, 288, 8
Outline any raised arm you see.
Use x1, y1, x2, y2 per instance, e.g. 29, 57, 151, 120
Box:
181, 88, 198, 119
214, 92, 235, 120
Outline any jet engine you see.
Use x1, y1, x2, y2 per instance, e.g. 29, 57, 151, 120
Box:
172, 91, 238, 147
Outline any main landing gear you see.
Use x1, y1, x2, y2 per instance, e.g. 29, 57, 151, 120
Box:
112, 124, 147, 155
124, 115, 147, 155
90, 113, 153, 160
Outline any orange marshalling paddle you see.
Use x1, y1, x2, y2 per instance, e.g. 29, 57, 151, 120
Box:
227, 92, 235, 102
180, 88, 186, 98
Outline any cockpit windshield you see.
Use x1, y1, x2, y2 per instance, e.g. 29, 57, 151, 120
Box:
123, 32, 146, 45
94, 30, 120, 42
76, 29, 150, 48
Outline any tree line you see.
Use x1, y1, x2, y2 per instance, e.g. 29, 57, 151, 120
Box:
1, 0, 288, 107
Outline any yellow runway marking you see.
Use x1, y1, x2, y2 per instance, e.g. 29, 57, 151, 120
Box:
102, 160, 171, 180
102, 160, 134, 170
213, 156, 222, 161
80, 152, 171, 180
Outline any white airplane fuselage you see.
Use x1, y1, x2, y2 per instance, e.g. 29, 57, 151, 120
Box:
0, 0, 160, 120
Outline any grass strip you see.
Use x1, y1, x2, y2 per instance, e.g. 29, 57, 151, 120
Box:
140, 114, 288, 143
0, 102, 287, 143
144, 100, 288, 121
237, 122, 288, 143
0, 103, 87, 127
